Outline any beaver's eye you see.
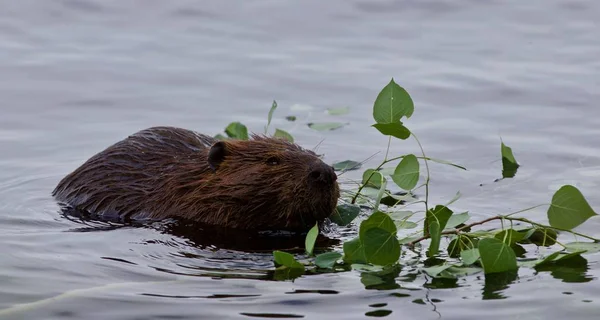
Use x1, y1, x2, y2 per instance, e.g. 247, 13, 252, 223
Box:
266, 156, 280, 166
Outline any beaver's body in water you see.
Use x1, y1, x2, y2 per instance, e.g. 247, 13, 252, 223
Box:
53, 126, 340, 231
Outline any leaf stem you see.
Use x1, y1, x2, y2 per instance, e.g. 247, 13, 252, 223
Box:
384, 136, 392, 161
411, 133, 430, 215
407, 216, 503, 247
506, 217, 600, 242
407, 214, 600, 247
350, 154, 408, 204
502, 204, 548, 217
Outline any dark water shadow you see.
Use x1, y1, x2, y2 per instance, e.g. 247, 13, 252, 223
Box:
360, 264, 403, 290
158, 219, 340, 253
482, 270, 518, 300
535, 255, 592, 283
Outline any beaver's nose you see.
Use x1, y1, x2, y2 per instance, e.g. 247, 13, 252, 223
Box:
309, 162, 337, 185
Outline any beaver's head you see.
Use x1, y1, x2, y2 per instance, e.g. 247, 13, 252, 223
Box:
202, 135, 340, 231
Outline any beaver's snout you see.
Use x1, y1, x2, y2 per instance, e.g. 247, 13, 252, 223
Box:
308, 161, 337, 186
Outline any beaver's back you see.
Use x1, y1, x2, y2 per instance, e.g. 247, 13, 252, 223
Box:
52, 126, 216, 219
54, 126, 340, 230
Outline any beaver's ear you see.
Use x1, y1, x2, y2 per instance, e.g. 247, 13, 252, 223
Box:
208, 141, 228, 171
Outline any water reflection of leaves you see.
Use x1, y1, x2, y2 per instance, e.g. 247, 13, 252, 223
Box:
535, 255, 592, 283
359, 264, 402, 290
482, 270, 518, 300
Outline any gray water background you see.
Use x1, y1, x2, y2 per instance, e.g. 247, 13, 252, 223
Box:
0, 0, 599, 319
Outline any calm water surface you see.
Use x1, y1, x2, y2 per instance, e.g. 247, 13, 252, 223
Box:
1, 1, 599, 319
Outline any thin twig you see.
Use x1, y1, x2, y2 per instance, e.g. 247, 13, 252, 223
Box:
406, 214, 600, 247
407, 216, 502, 247
411, 133, 430, 216
337, 151, 381, 178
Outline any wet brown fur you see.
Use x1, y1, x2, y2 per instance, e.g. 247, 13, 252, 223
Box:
52, 126, 340, 231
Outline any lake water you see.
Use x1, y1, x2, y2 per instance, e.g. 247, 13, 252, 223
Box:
1, 0, 599, 319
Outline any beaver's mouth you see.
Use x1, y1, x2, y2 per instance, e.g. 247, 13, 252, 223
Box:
281, 189, 338, 231
309, 185, 340, 220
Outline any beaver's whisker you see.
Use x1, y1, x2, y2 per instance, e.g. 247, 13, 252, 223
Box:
312, 138, 326, 153
336, 151, 381, 177
337, 181, 362, 188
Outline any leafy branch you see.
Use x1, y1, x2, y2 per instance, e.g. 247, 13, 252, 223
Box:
219, 78, 600, 283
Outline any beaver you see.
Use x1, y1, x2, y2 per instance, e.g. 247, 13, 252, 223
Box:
52, 126, 340, 231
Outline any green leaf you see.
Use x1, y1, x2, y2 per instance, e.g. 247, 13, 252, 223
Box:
378, 167, 395, 176
351, 264, 384, 273
519, 228, 558, 247
422, 264, 454, 277
285, 116, 297, 122
517, 259, 541, 269
511, 243, 526, 257
445, 266, 482, 277
501, 140, 518, 164
374, 176, 388, 210
565, 242, 600, 254
307, 122, 345, 131
359, 212, 400, 266
362, 169, 386, 189
315, 252, 343, 269
520, 228, 536, 240
362, 227, 401, 266
380, 193, 415, 207
445, 212, 470, 229
495, 229, 527, 246
501, 141, 519, 178
395, 220, 418, 230
224, 122, 249, 140
273, 251, 305, 271
555, 251, 585, 262
425, 205, 454, 257
391, 154, 420, 190
265, 100, 277, 133
332, 160, 362, 172
398, 234, 422, 244
330, 203, 360, 226
358, 187, 382, 201
214, 133, 228, 141
273, 266, 305, 281
372, 123, 411, 140
424, 205, 454, 236
305, 223, 319, 256
373, 78, 414, 124
343, 237, 367, 264
360, 211, 397, 235
534, 251, 586, 268
478, 238, 518, 274
360, 273, 386, 288
448, 235, 478, 258
359, 265, 402, 290
534, 251, 562, 267
358, 171, 388, 208
388, 210, 414, 221
460, 249, 480, 265
547, 185, 597, 230
273, 128, 294, 143
427, 221, 441, 257
326, 106, 350, 115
